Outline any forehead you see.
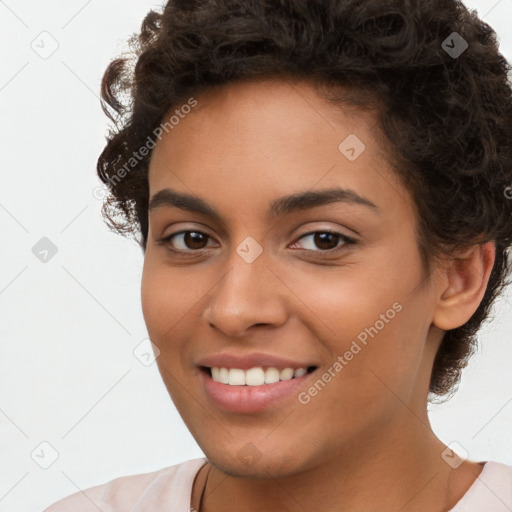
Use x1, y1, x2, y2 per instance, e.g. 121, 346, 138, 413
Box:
147, 78, 414, 221
152, 78, 377, 151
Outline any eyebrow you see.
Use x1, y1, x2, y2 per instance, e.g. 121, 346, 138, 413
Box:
148, 187, 380, 219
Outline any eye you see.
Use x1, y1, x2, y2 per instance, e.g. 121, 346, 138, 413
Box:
156, 229, 356, 256
290, 230, 356, 253
157, 230, 217, 253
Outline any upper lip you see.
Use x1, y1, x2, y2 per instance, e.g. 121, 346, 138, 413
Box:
196, 352, 318, 371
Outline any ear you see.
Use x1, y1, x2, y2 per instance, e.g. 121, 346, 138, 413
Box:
432, 241, 496, 331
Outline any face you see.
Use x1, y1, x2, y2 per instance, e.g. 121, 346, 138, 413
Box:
141, 78, 442, 477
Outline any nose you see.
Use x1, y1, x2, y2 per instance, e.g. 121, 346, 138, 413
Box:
203, 250, 289, 338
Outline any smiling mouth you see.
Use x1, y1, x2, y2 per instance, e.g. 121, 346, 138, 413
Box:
200, 365, 318, 386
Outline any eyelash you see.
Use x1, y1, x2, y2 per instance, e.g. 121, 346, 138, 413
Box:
156, 229, 357, 257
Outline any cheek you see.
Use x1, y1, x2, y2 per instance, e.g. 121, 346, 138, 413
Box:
141, 249, 198, 313
140, 256, 193, 344
141, 260, 167, 335
288, 252, 428, 393
285, 258, 402, 345
140, 259, 201, 403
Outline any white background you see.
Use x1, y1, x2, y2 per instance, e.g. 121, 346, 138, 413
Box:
1, 1, 512, 510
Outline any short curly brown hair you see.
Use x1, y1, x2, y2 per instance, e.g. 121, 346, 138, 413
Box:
97, 0, 512, 399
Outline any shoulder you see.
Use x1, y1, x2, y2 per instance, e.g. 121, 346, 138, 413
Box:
450, 460, 512, 512
43, 457, 207, 512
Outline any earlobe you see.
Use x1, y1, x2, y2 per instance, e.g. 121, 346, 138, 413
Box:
432, 241, 496, 331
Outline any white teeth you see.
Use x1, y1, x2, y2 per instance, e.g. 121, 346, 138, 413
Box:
219, 367, 229, 384
293, 368, 307, 378
209, 366, 310, 385
245, 367, 265, 386
279, 368, 294, 381
228, 368, 246, 386
264, 367, 280, 384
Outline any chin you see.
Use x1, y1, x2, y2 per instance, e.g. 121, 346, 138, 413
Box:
204, 444, 312, 479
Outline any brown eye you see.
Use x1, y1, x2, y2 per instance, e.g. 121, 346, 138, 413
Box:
292, 230, 356, 253
312, 232, 339, 250
182, 231, 209, 249
159, 230, 214, 252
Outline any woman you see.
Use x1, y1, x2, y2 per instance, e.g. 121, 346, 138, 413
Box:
45, 0, 512, 510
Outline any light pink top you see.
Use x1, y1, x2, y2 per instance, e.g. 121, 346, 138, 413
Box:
43, 458, 512, 511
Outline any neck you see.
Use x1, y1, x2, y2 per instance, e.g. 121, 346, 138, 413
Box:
200, 414, 481, 512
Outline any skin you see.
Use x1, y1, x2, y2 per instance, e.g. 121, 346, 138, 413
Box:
140, 78, 495, 512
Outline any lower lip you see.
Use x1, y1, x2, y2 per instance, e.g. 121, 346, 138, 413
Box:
200, 368, 315, 413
